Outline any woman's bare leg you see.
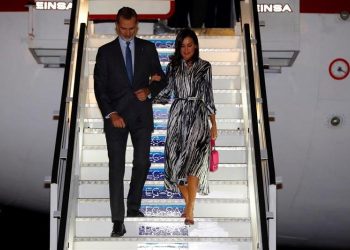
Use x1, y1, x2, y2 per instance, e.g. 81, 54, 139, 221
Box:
178, 184, 189, 217
185, 175, 199, 224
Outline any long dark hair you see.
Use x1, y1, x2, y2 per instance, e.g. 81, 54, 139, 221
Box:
169, 28, 199, 70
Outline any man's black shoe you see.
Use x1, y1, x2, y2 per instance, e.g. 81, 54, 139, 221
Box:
111, 221, 126, 237
127, 210, 145, 217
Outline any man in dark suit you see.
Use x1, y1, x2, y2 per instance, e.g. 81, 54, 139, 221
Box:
94, 7, 166, 237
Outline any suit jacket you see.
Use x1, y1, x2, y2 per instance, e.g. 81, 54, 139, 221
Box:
94, 37, 166, 129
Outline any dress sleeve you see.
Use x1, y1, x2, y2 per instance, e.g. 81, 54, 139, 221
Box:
153, 64, 174, 104
148, 42, 167, 96
204, 63, 216, 115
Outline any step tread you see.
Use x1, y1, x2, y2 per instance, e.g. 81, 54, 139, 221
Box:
88, 60, 242, 66
73, 237, 252, 250
74, 236, 252, 242
84, 118, 245, 123
80, 162, 247, 168
75, 217, 251, 237
82, 145, 246, 150
76, 216, 251, 222
79, 180, 247, 185
78, 197, 249, 203
79, 162, 248, 182
86, 89, 243, 93
88, 34, 239, 38
83, 103, 243, 108
83, 128, 244, 134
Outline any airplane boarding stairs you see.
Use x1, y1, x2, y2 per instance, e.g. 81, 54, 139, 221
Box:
75, 33, 252, 249
56, 29, 271, 250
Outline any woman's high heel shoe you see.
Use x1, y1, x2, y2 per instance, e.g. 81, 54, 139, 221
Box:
184, 205, 194, 225
184, 218, 194, 225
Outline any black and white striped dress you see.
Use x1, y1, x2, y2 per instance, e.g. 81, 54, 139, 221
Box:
155, 58, 216, 195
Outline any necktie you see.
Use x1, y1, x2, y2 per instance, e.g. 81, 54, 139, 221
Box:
125, 41, 133, 84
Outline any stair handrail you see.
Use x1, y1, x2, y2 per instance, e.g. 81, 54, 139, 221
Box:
243, 22, 269, 250
250, 0, 276, 186
56, 22, 86, 250
50, 1, 79, 249
51, 0, 78, 185
240, 0, 277, 249
50, 0, 89, 249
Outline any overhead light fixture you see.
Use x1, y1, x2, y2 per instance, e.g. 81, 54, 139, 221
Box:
25, 0, 67, 68
29, 48, 66, 68
28, 39, 67, 68
263, 50, 299, 67
262, 50, 299, 73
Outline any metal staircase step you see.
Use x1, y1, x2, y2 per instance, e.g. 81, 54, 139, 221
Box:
77, 198, 249, 218
74, 238, 252, 250
83, 118, 244, 130
87, 75, 242, 90
78, 180, 248, 199
88, 47, 241, 63
83, 129, 245, 147
87, 35, 242, 49
85, 89, 242, 105
211, 76, 241, 90
83, 104, 243, 119
88, 61, 241, 76
75, 217, 251, 238
80, 163, 247, 181
81, 145, 246, 164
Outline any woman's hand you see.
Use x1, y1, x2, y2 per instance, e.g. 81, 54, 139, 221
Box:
210, 124, 218, 140
134, 88, 150, 101
150, 74, 161, 82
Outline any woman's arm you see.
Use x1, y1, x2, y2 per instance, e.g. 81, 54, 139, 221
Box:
210, 114, 218, 140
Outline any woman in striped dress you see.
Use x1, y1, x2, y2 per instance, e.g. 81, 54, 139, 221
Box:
154, 28, 217, 225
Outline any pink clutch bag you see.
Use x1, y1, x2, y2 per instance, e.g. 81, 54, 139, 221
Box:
210, 139, 219, 172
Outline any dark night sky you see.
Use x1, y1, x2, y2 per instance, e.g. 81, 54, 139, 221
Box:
0, 204, 49, 249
